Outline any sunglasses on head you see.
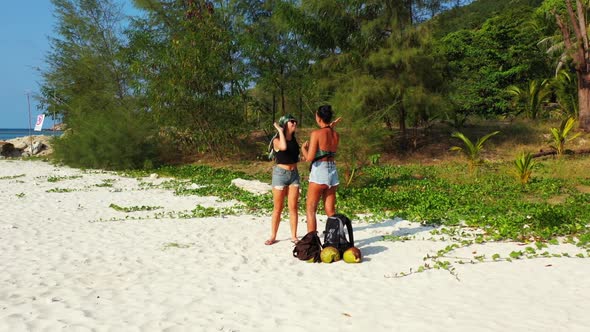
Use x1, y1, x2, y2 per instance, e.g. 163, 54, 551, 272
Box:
288, 119, 298, 124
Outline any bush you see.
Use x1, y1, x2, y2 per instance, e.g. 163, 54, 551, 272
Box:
53, 108, 160, 170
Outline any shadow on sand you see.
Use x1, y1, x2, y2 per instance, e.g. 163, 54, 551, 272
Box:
354, 217, 440, 260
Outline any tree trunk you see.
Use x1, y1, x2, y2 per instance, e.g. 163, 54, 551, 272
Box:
280, 85, 286, 114
272, 94, 276, 123
399, 107, 406, 136
406, 0, 413, 25
555, 0, 590, 130
298, 94, 303, 127
579, 71, 590, 131
399, 106, 407, 150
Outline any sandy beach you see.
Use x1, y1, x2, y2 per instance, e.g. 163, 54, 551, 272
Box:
1, 159, 589, 331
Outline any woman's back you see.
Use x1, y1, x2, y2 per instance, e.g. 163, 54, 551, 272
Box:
314, 127, 339, 155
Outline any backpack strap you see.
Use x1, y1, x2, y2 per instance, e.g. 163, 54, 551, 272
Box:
344, 216, 354, 247
313, 233, 323, 262
314, 231, 323, 248
333, 214, 354, 247
268, 133, 279, 160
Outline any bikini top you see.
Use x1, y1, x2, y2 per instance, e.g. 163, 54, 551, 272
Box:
314, 149, 336, 159
313, 126, 336, 160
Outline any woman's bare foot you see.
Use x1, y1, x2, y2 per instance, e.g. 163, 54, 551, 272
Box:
264, 239, 278, 245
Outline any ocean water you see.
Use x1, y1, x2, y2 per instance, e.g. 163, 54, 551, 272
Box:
0, 129, 63, 141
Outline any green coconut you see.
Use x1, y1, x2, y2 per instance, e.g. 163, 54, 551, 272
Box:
343, 247, 362, 263
320, 246, 341, 263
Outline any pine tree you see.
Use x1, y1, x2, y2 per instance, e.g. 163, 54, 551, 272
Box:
128, 0, 248, 155
42, 0, 157, 169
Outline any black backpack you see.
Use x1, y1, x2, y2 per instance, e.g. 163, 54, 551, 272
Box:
323, 214, 354, 255
267, 133, 278, 160
293, 231, 323, 262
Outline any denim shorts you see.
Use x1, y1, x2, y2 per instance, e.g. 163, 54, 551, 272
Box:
271, 166, 300, 190
309, 161, 339, 188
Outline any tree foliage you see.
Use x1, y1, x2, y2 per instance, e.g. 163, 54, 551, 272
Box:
43, 0, 157, 169
506, 79, 551, 119
40, 0, 585, 168
234, 0, 316, 125
434, 4, 551, 118
429, 0, 544, 38
127, 0, 247, 156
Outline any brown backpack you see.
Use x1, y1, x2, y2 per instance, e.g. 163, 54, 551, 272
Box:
292, 231, 323, 262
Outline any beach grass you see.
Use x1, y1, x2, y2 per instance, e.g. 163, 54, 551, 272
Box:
12, 118, 589, 242
128, 152, 590, 243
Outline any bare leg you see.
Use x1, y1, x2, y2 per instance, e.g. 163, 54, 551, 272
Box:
267, 187, 287, 245
306, 182, 325, 233
287, 185, 300, 242
323, 185, 338, 217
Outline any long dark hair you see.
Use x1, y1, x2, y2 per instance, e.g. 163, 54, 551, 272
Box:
278, 114, 298, 142
317, 105, 333, 124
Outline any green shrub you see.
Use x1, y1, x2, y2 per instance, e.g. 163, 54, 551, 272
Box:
53, 108, 160, 170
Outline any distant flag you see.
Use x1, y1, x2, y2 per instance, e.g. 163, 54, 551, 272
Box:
34, 114, 45, 131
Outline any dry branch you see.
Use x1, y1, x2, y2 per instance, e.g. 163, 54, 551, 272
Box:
532, 148, 590, 158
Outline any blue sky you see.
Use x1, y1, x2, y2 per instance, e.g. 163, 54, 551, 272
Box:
0, 1, 56, 129
0, 1, 138, 129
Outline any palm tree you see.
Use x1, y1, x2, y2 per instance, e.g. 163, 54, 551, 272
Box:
553, 0, 590, 130
450, 131, 500, 173
550, 69, 578, 118
513, 152, 536, 186
506, 79, 551, 120
549, 117, 581, 156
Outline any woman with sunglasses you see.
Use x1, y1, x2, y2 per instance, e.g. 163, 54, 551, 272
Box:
265, 114, 301, 245
301, 105, 340, 233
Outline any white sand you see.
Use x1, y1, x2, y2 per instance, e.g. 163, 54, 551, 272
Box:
1, 159, 589, 331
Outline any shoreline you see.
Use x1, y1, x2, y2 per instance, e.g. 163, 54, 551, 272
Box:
0, 130, 63, 142
1, 159, 589, 331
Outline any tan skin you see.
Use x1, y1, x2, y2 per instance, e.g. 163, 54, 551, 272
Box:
301, 115, 341, 233
265, 120, 300, 245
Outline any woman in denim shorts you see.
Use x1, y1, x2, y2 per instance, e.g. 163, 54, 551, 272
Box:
301, 105, 340, 233
265, 114, 301, 245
